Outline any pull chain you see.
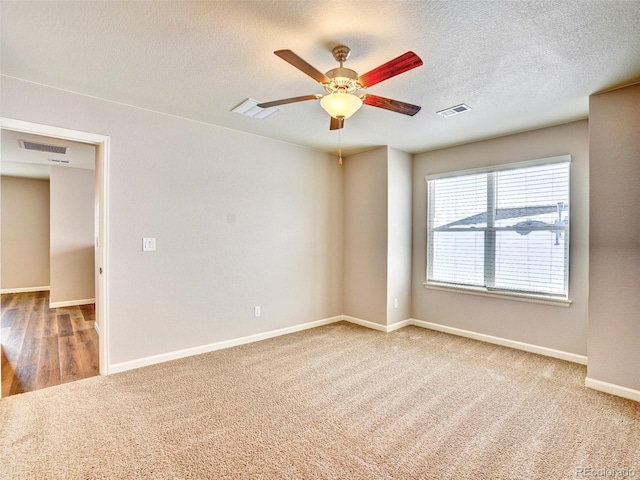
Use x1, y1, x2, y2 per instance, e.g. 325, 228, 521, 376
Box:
337, 128, 343, 165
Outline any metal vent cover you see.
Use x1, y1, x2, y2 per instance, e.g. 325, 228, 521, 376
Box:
436, 104, 472, 118
19, 139, 68, 155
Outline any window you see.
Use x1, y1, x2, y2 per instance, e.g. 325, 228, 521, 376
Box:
426, 156, 570, 300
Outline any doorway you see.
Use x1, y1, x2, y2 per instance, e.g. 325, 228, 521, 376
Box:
0, 118, 109, 399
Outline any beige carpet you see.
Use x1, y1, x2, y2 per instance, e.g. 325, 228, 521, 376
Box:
1, 322, 639, 479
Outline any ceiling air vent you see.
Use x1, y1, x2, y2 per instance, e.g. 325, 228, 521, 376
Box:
19, 140, 68, 155
436, 104, 472, 118
231, 98, 280, 119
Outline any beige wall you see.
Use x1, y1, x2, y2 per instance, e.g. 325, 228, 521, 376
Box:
387, 148, 412, 324
49, 166, 96, 305
588, 83, 640, 391
1, 175, 50, 290
1, 75, 344, 366
412, 120, 589, 355
343, 147, 388, 325
343, 146, 413, 327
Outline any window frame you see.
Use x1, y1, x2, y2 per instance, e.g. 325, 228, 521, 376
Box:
424, 155, 572, 307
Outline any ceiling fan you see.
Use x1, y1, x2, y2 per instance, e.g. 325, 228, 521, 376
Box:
257, 45, 424, 130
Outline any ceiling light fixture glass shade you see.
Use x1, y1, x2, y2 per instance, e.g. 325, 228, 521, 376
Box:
320, 93, 363, 119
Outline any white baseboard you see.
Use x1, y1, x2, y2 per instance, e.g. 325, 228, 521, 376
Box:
94, 321, 100, 336
49, 298, 95, 308
410, 319, 588, 365
1, 286, 50, 294
342, 315, 388, 332
109, 315, 343, 374
585, 377, 640, 403
388, 319, 413, 332
342, 315, 412, 333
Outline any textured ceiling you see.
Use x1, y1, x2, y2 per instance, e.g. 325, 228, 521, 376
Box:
2, 1, 640, 156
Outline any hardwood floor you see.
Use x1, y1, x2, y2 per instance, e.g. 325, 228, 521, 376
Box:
1, 291, 98, 397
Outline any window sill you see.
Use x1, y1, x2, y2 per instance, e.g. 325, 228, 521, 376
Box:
423, 282, 572, 307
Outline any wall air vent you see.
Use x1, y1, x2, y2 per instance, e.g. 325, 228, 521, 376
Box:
19, 140, 68, 155
231, 98, 280, 119
436, 104, 472, 118
49, 158, 71, 164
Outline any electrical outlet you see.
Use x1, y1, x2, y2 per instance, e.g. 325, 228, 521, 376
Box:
254, 306, 261, 317
393, 298, 399, 309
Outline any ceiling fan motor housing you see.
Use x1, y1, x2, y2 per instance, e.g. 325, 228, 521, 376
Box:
324, 67, 361, 94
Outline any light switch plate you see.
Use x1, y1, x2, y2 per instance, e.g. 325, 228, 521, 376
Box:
142, 237, 156, 252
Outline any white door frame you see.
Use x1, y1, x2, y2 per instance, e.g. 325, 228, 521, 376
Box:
0, 117, 110, 389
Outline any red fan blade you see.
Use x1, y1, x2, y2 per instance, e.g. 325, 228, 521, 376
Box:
357, 51, 423, 88
329, 116, 345, 130
274, 50, 331, 84
361, 94, 421, 116
257, 94, 322, 108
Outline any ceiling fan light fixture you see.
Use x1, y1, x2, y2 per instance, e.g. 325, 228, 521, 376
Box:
320, 93, 363, 119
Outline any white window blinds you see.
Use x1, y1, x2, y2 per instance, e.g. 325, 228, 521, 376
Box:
426, 156, 570, 298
